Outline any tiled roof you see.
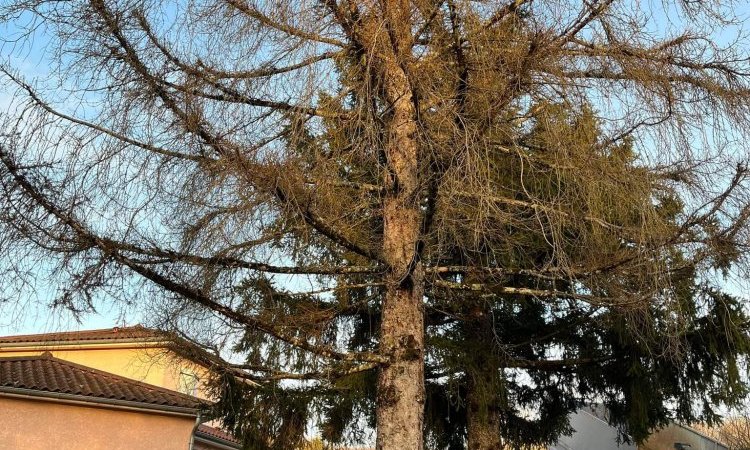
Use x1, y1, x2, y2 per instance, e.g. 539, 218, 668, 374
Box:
0, 325, 162, 345
196, 424, 242, 447
0, 353, 202, 411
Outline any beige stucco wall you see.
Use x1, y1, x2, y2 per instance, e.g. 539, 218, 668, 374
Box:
0, 396, 195, 450
640, 423, 728, 450
0, 345, 210, 398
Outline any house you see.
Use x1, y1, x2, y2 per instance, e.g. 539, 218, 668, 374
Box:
0, 353, 241, 450
551, 404, 729, 450
0, 325, 210, 397
0, 326, 240, 450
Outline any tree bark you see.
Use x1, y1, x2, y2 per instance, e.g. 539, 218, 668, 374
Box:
375, 2, 425, 447
466, 375, 503, 450
464, 302, 503, 450
376, 93, 425, 449
377, 268, 425, 450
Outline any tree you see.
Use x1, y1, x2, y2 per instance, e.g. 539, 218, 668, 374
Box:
2, 0, 750, 449
415, 104, 750, 449
297, 101, 750, 450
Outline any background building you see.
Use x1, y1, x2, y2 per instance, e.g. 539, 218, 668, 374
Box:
0, 326, 239, 450
551, 405, 728, 450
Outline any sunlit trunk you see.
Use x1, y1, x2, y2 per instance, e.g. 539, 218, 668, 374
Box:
376, 3, 425, 445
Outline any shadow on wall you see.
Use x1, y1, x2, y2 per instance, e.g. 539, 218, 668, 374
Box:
641, 424, 727, 450
550, 405, 636, 450
549, 405, 728, 450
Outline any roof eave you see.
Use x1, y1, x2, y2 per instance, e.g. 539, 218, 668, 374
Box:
0, 337, 168, 349
0, 386, 203, 418
194, 434, 242, 450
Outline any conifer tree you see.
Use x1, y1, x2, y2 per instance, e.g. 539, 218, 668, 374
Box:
256, 101, 750, 449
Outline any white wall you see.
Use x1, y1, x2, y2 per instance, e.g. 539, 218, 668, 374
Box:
551, 406, 636, 450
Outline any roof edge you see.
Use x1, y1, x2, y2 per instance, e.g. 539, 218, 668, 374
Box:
0, 386, 201, 417
673, 422, 729, 448
194, 436, 241, 450
0, 325, 160, 344
194, 432, 242, 450
0, 338, 169, 350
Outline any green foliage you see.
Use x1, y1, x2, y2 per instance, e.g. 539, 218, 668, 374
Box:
320, 370, 378, 444
330, 100, 748, 447
209, 95, 750, 449
212, 372, 311, 450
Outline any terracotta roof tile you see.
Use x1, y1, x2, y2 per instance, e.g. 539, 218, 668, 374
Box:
0, 353, 202, 411
0, 325, 162, 345
196, 424, 241, 446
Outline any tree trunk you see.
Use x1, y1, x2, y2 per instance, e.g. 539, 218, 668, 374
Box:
377, 270, 425, 450
376, 105, 425, 448
375, 4, 425, 446
465, 304, 503, 450
466, 375, 503, 450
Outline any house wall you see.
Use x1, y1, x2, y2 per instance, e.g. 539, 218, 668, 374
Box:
0, 396, 195, 450
640, 424, 728, 450
550, 407, 637, 450
0, 345, 210, 398
550, 406, 731, 450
